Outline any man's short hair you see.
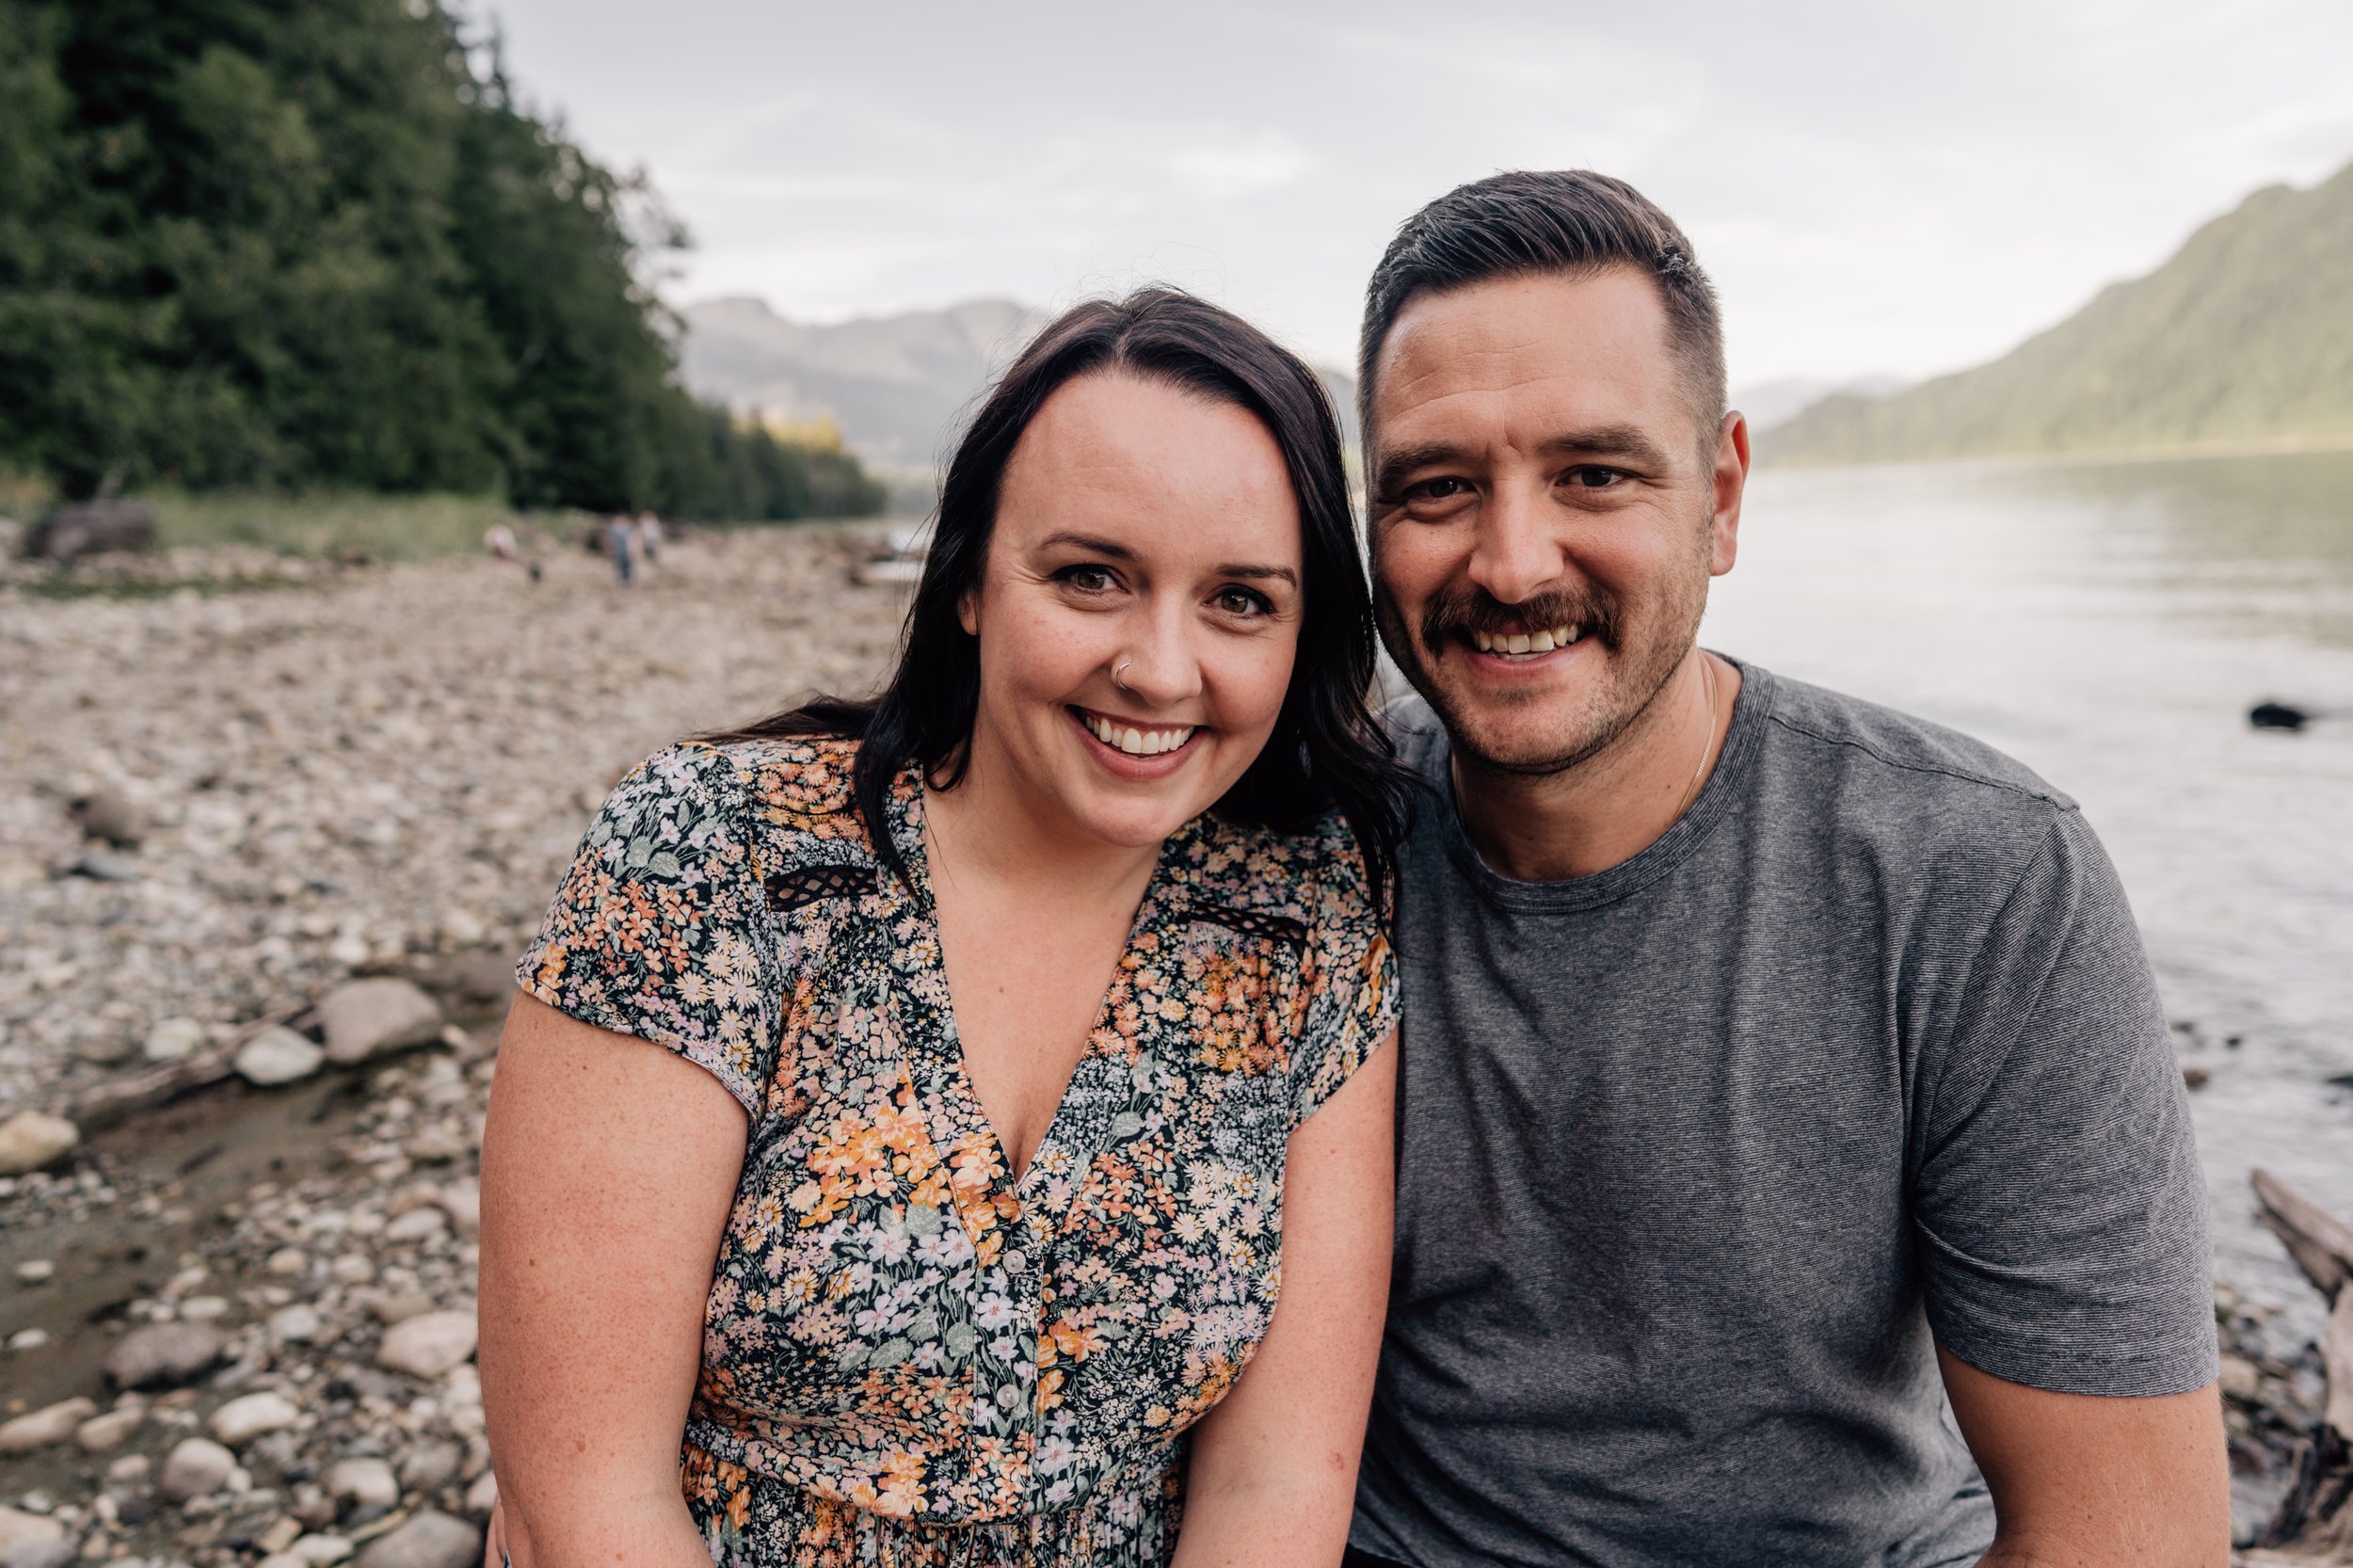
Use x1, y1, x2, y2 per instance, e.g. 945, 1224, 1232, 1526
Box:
1357, 170, 1727, 452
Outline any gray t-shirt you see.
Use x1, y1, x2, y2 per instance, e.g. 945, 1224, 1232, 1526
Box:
1352, 661, 2216, 1568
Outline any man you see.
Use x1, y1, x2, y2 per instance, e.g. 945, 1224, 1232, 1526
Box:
1346, 171, 2228, 1568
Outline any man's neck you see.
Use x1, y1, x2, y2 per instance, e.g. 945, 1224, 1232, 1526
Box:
1450, 649, 1741, 884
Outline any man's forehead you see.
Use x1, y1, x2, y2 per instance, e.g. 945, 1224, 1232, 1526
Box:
1371, 269, 1678, 430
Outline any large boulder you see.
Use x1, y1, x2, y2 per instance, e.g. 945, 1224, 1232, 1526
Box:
319, 978, 443, 1065
28, 501, 155, 564
0, 1111, 78, 1176
105, 1320, 225, 1390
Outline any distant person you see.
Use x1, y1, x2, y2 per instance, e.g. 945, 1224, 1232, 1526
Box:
635, 510, 663, 567
480, 290, 1414, 1567
484, 521, 517, 562
1347, 170, 2227, 1568
602, 513, 634, 588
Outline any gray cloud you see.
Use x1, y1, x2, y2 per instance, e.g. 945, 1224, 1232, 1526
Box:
475, 0, 2353, 382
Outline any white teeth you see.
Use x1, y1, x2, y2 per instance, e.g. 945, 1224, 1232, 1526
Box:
1085, 713, 1194, 757
1474, 623, 1586, 658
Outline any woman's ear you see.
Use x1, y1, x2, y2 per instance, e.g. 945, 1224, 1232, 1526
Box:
957, 586, 980, 638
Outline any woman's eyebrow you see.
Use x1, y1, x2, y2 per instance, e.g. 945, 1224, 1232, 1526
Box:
1216, 563, 1299, 586
1036, 530, 1134, 558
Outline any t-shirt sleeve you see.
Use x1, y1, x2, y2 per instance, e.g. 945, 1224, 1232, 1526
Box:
1288, 824, 1401, 1128
516, 744, 782, 1117
1911, 807, 2217, 1397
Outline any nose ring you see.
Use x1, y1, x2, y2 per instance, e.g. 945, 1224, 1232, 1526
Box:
1113, 658, 1133, 693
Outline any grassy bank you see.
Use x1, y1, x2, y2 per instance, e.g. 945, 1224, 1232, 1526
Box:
139, 488, 547, 562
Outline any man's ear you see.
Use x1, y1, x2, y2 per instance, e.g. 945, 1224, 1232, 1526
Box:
1708, 409, 1750, 578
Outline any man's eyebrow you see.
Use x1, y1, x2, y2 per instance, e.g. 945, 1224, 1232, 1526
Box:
1534, 425, 1674, 470
1371, 441, 1473, 497
1372, 425, 1676, 494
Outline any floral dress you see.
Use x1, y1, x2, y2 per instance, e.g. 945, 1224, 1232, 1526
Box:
517, 736, 1397, 1568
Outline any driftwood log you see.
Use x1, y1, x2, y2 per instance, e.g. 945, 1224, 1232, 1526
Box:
2246, 1168, 2353, 1561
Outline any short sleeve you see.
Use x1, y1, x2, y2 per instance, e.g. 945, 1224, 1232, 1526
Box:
1912, 808, 2217, 1397
1287, 822, 1401, 1128
517, 744, 782, 1116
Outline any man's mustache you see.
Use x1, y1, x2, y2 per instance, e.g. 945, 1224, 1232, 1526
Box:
1417, 586, 1621, 651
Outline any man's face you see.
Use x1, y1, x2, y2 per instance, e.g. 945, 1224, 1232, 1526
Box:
1368, 268, 1747, 776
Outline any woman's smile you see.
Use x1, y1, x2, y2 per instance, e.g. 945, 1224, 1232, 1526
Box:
1068, 704, 1202, 771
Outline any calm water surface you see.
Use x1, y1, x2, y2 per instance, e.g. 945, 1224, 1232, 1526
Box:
1705, 450, 2353, 1347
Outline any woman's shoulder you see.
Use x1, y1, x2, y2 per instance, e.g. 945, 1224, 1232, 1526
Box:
1171, 808, 1382, 933
602, 733, 878, 857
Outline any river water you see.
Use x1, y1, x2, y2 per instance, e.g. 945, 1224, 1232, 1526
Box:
1704, 450, 2353, 1348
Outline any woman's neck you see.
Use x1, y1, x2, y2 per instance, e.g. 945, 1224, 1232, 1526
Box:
920, 728, 1163, 908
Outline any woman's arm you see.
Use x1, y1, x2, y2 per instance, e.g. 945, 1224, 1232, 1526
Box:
478, 991, 748, 1568
1170, 1033, 1397, 1568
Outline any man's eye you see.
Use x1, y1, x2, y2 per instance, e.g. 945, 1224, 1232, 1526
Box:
1058, 565, 1115, 593
1563, 467, 1623, 489
1409, 477, 1470, 502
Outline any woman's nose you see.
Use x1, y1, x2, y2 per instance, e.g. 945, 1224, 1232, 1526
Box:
1115, 610, 1206, 708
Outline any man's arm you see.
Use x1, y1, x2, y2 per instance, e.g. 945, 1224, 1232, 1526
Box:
1938, 1347, 2230, 1568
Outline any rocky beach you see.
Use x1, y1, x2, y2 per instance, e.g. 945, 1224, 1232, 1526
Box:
1, 526, 2346, 1563
0, 527, 907, 1566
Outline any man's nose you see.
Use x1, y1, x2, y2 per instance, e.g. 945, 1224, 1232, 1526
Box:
1465, 484, 1563, 607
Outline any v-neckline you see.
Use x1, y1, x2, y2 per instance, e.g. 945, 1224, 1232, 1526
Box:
884, 769, 1181, 1192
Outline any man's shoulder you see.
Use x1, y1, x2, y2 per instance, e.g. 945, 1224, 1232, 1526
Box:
1377, 693, 1451, 781
1751, 666, 2076, 821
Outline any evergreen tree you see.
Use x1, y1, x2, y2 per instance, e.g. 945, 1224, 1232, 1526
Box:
0, 0, 882, 519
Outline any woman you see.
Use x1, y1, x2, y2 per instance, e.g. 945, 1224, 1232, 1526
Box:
478, 289, 1412, 1568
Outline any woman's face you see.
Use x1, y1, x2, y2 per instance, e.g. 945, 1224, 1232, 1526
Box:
957, 371, 1305, 853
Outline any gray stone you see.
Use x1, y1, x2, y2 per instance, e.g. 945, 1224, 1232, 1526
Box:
0, 1512, 63, 1558
236, 1027, 325, 1086
351, 1512, 479, 1568
67, 848, 140, 882
290, 1535, 354, 1566
375, 1309, 475, 1379
105, 1320, 225, 1390
142, 1016, 207, 1063
398, 1437, 463, 1493
460, 1470, 497, 1520
325, 1457, 398, 1520
29, 500, 155, 563
267, 1303, 323, 1344
159, 1435, 238, 1502
434, 1179, 480, 1239
12, 1257, 53, 1284
73, 1032, 137, 1065
0, 1111, 77, 1176
318, 980, 442, 1066
70, 786, 144, 848
3, 1536, 77, 1568
0, 1397, 96, 1454
74, 1404, 145, 1452
208, 1390, 300, 1445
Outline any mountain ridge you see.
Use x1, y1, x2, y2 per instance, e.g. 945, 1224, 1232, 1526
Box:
679, 295, 1361, 472
1766, 159, 2353, 464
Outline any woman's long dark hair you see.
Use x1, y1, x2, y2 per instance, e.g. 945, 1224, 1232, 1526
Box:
705, 286, 1412, 890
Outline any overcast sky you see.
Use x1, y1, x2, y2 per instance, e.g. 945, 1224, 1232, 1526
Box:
473, 0, 2353, 390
